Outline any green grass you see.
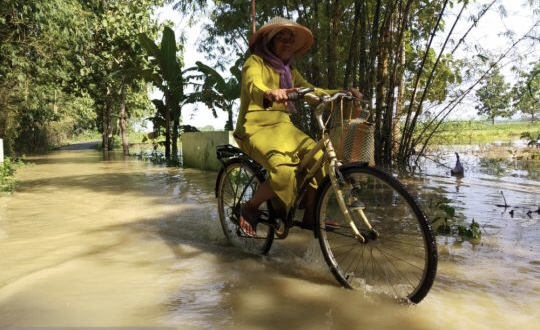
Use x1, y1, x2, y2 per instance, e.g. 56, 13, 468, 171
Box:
426, 120, 540, 145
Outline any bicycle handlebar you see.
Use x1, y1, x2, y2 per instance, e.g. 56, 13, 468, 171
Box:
286, 88, 368, 123
286, 87, 315, 101
320, 91, 361, 104
287, 88, 361, 104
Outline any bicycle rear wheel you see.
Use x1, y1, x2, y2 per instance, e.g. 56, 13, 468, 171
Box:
216, 159, 274, 255
315, 165, 437, 303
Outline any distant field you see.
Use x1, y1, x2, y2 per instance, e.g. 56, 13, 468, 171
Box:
68, 120, 540, 149
425, 120, 540, 145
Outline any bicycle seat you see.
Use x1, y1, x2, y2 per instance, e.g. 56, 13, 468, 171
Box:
216, 144, 244, 159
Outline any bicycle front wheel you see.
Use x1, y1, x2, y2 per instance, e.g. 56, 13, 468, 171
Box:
315, 165, 437, 303
216, 159, 274, 255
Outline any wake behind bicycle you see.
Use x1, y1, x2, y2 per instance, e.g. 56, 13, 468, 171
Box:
215, 88, 437, 304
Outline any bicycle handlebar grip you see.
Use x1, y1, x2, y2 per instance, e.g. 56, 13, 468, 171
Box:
287, 91, 299, 101
287, 87, 315, 101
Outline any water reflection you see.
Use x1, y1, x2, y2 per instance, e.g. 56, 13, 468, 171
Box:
0, 147, 538, 329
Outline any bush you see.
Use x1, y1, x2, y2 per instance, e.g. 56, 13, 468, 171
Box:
0, 158, 17, 192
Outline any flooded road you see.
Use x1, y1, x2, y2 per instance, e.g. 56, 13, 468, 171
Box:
0, 146, 538, 329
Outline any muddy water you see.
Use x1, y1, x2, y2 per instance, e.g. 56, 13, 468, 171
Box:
0, 146, 538, 329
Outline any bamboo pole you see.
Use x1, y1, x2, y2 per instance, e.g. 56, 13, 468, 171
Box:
251, 0, 256, 33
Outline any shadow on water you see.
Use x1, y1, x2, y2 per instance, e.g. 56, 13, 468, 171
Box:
18, 171, 182, 198
89, 214, 411, 329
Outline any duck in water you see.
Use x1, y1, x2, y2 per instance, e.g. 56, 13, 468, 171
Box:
451, 152, 464, 176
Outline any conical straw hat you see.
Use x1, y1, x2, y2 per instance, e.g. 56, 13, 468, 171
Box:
249, 17, 314, 57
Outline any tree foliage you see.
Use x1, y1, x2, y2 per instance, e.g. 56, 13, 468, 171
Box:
475, 66, 512, 124
0, 0, 163, 156
78, 0, 163, 155
1, 0, 90, 154
512, 61, 540, 122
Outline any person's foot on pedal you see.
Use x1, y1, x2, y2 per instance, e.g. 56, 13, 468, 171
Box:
239, 203, 258, 237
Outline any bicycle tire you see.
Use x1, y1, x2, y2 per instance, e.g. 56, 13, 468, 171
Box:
216, 158, 274, 255
315, 164, 437, 303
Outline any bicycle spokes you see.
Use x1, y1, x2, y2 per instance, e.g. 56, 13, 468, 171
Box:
316, 166, 437, 303
217, 160, 275, 255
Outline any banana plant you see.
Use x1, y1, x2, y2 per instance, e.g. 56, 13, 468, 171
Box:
184, 58, 242, 131
138, 26, 183, 163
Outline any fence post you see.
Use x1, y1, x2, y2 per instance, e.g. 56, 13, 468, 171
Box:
0, 138, 3, 163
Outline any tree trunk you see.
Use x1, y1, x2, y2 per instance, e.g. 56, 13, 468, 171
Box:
226, 107, 234, 131
389, 0, 413, 163
326, 0, 340, 88
343, 0, 362, 88
358, 1, 369, 95
164, 93, 171, 162
367, 0, 382, 104
102, 89, 114, 157
119, 83, 129, 156
376, 13, 392, 166
172, 117, 179, 164
394, 37, 406, 156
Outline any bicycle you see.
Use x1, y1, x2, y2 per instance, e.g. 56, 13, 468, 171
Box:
215, 88, 437, 304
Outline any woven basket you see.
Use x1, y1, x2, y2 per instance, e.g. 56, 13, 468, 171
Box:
326, 102, 374, 165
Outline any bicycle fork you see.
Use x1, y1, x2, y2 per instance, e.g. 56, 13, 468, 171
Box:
327, 160, 365, 243
328, 159, 380, 243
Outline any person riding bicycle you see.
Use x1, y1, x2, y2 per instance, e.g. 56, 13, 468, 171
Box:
233, 17, 362, 237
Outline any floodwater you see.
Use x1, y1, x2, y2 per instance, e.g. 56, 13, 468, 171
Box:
0, 143, 538, 329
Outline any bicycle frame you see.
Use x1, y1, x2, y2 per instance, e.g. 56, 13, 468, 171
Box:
290, 92, 370, 242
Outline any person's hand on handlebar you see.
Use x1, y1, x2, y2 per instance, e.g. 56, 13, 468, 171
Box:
347, 87, 363, 100
263, 88, 297, 103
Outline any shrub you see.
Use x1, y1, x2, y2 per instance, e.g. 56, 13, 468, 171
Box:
0, 158, 17, 192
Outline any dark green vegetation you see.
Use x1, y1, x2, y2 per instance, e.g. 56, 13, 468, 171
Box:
0, 0, 168, 157
426, 194, 482, 242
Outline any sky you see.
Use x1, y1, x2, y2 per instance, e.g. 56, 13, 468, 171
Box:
153, 1, 539, 129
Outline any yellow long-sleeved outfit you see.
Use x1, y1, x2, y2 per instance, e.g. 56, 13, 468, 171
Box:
233, 54, 333, 209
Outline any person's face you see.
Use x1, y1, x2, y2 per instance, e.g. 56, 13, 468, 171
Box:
270, 29, 295, 62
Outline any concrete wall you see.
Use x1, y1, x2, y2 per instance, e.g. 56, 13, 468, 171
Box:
181, 131, 238, 171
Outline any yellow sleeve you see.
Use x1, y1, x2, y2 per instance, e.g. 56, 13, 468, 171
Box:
242, 56, 272, 108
